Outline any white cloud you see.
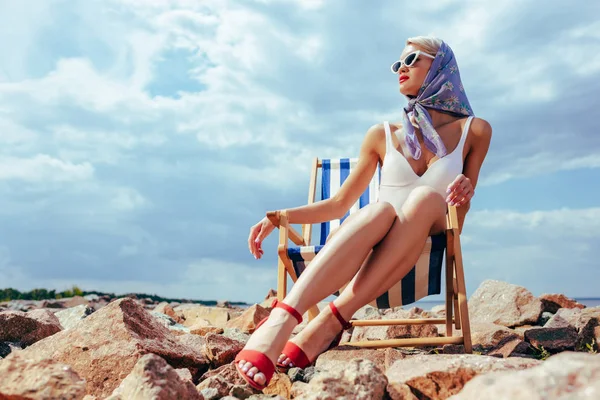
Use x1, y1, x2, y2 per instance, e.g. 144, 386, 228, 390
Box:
0, 155, 94, 182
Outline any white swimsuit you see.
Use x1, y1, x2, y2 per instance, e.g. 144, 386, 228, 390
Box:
378, 116, 474, 213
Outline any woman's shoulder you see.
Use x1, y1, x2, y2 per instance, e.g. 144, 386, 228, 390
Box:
468, 117, 492, 141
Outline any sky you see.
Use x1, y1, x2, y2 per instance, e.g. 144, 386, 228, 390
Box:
0, 0, 599, 304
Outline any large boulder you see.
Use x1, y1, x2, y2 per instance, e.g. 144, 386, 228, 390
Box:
55, 304, 94, 330
0, 309, 63, 346
386, 354, 540, 400
106, 354, 202, 400
468, 280, 543, 327
0, 357, 86, 399
295, 358, 388, 400
470, 322, 520, 348
0, 298, 210, 398
350, 308, 438, 342
450, 352, 600, 399
225, 304, 270, 334
544, 307, 600, 351
315, 346, 405, 373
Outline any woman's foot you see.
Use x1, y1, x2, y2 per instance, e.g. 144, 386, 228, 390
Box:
236, 305, 301, 387
277, 304, 348, 368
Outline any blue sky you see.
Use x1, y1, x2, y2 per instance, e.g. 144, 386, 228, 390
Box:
0, 0, 599, 303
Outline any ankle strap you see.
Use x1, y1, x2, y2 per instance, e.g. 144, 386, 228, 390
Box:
270, 299, 303, 324
329, 302, 352, 330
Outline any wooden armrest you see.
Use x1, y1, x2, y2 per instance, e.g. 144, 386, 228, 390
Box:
446, 204, 459, 231
266, 211, 306, 246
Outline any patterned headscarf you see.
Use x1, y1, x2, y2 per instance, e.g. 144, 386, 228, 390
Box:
400, 41, 474, 160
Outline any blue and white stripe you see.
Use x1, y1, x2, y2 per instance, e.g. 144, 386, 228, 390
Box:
287, 157, 446, 309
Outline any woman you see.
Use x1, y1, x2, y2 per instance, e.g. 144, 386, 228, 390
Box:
236, 36, 492, 390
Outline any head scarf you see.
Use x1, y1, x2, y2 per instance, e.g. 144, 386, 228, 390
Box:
400, 41, 474, 160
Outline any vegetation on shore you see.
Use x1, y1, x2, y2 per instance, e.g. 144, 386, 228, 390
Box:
0, 286, 248, 307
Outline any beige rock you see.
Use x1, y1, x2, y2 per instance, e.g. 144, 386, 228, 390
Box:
175, 305, 232, 328
386, 354, 540, 400
263, 372, 292, 398
470, 322, 520, 348
296, 358, 388, 400
106, 354, 202, 400
0, 309, 62, 346
225, 304, 270, 334
2, 298, 210, 398
539, 293, 585, 314
450, 352, 600, 399
204, 333, 245, 368
154, 302, 184, 323
55, 304, 94, 330
175, 368, 193, 381
191, 326, 224, 336
290, 381, 310, 398
315, 346, 405, 372
62, 296, 90, 308
0, 357, 86, 400
468, 280, 543, 327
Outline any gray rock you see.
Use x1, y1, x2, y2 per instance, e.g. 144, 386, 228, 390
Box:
55, 304, 94, 330
450, 352, 600, 399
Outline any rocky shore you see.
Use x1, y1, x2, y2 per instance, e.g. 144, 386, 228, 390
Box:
0, 279, 598, 399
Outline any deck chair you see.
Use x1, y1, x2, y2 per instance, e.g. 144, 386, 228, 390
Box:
268, 157, 472, 353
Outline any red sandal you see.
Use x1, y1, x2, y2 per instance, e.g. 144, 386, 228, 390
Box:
234, 298, 303, 391
276, 302, 352, 371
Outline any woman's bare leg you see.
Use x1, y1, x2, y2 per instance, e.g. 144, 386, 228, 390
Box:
237, 202, 398, 385
278, 186, 447, 367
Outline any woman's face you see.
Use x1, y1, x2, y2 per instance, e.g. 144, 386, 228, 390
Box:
397, 44, 434, 97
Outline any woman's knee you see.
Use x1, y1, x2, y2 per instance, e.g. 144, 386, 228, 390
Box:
361, 202, 397, 224
403, 187, 446, 215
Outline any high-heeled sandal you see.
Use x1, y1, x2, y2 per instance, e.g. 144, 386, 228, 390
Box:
276, 302, 352, 371
234, 298, 303, 391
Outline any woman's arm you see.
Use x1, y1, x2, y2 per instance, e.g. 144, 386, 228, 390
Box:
456, 118, 492, 231
282, 124, 383, 225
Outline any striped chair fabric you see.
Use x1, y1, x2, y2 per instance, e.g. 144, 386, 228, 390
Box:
287, 158, 446, 309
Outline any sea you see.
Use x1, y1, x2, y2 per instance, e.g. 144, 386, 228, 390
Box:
408, 298, 600, 310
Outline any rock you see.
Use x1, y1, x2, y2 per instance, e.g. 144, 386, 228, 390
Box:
441, 344, 466, 354
55, 304, 94, 330
0, 309, 63, 346
524, 326, 579, 352
290, 381, 310, 398
106, 354, 202, 400
350, 308, 438, 342
0, 356, 86, 399
197, 363, 251, 399
386, 354, 540, 400
315, 346, 405, 373
295, 358, 387, 400
1, 298, 210, 398
154, 302, 184, 323
264, 289, 277, 301
225, 304, 270, 334
204, 333, 245, 368
216, 300, 232, 308
487, 336, 535, 358
191, 326, 225, 336
175, 304, 232, 328
539, 293, 585, 314
468, 280, 543, 327
199, 387, 220, 400
539, 311, 554, 326
175, 368, 193, 381
450, 352, 600, 399
544, 307, 600, 351
262, 373, 292, 398
223, 328, 250, 344
62, 296, 90, 308
470, 322, 520, 348
229, 384, 254, 399
431, 305, 446, 315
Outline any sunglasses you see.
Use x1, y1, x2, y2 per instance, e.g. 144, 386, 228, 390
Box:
390, 50, 436, 74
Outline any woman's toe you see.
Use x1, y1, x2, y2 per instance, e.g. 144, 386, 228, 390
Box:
278, 354, 286, 363
242, 361, 253, 372
247, 366, 259, 378
254, 372, 266, 386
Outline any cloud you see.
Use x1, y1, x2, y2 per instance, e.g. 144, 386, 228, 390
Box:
0, 0, 598, 303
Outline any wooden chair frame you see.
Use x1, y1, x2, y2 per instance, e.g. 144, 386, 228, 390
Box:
268, 157, 472, 353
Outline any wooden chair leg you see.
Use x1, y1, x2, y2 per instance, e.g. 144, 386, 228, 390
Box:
445, 250, 454, 337
453, 276, 461, 331
276, 255, 287, 302
453, 233, 472, 354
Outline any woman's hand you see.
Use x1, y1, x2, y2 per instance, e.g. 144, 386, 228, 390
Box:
446, 174, 474, 207
248, 216, 277, 259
